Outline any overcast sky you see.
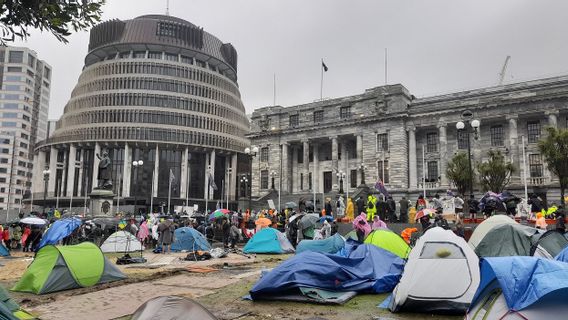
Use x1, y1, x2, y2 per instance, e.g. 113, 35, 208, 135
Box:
12, 0, 568, 119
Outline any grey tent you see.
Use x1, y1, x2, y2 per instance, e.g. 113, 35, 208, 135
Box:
475, 224, 542, 257
0, 285, 35, 320
132, 296, 217, 320
530, 230, 568, 259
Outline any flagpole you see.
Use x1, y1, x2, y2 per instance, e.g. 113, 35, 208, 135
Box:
273, 73, 276, 106
220, 179, 224, 210
167, 169, 172, 215
384, 48, 388, 85
522, 135, 528, 200
186, 161, 190, 208
422, 145, 426, 198
320, 59, 324, 101
116, 175, 121, 215
150, 168, 154, 214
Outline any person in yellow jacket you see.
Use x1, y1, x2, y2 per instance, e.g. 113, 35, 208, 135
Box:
346, 197, 354, 221
366, 195, 377, 222
546, 204, 558, 218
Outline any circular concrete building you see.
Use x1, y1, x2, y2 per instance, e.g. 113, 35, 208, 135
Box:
31, 15, 250, 214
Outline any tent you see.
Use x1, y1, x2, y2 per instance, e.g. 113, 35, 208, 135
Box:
556, 246, 568, 262
12, 242, 126, 294
132, 296, 217, 320
344, 230, 358, 241
38, 218, 82, 250
243, 228, 294, 254
170, 227, 210, 252
389, 227, 480, 314
468, 215, 517, 250
364, 229, 410, 259
0, 244, 9, 257
296, 233, 345, 254
474, 224, 541, 257
0, 286, 35, 320
467, 257, 568, 319
249, 242, 405, 304
100, 230, 144, 253
530, 230, 568, 259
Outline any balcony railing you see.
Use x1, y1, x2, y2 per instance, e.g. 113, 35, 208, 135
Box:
528, 177, 548, 186
418, 181, 440, 189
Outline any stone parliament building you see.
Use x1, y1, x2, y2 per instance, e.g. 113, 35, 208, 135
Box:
248, 75, 568, 207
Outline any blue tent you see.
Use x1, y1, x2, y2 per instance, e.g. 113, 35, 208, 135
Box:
243, 228, 294, 254
249, 242, 405, 302
38, 218, 82, 249
469, 257, 568, 317
555, 246, 568, 262
171, 227, 210, 252
296, 233, 345, 254
0, 243, 8, 257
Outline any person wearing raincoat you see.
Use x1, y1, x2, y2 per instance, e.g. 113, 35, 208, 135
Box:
366, 195, 377, 222
371, 216, 387, 230
546, 204, 558, 218
345, 197, 354, 221
535, 212, 548, 230
353, 212, 371, 242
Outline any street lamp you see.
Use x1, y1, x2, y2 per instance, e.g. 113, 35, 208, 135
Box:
240, 175, 249, 211
244, 146, 259, 211
336, 170, 346, 194
132, 160, 143, 217
42, 168, 50, 216
456, 110, 480, 197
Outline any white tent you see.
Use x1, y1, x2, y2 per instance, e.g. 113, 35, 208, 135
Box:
100, 230, 144, 253
389, 227, 480, 314
468, 215, 517, 250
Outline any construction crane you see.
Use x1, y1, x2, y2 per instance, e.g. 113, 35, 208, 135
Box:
498, 55, 511, 85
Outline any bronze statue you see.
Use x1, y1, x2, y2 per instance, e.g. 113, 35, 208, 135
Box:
96, 150, 113, 189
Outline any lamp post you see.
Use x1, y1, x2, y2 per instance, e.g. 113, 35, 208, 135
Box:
244, 146, 258, 211
132, 160, 143, 216
240, 175, 249, 211
42, 168, 50, 216
336, 170, 346, 194
456, 110, 480, 197
358, 164, 368, 186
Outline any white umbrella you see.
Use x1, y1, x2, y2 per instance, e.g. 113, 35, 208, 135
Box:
19, 217, 48, 225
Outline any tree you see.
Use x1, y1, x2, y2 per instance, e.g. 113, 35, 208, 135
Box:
477, 150, 515, 193
0, 0, 105, 46
538, 126, 568, 206
446, 152, 472, 196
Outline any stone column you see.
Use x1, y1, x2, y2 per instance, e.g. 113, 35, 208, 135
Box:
180, 147, 189, 201
507, 115, 519, 168
408, 126, 417, 189
356, 134, 363, 165
122, 144, 131, 197
281, 142, 289, 193
546, 110, 559, 128
32, 151, 46, 195
331, 136, 338, 190
209, 150, 216, 198
204, 152, 210, 199
48, 146, 57, 196
438, 124, 448, 186
152, 145, 159, 198
66, 144, 77, 197
230, 153, 238, 200
303, 140, 309, 190
313, 143, 319, 193
77, 150, 83, 196
91, 143, 101, 191
60, 150, 68, 197
292, 146, 298, 192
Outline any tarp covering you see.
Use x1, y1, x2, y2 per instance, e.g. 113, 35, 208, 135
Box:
0, 244, 8, 257
530, 230, 568, 259
296, 233, 345, 254
170, 227, 210, 252
468, 215, 517, 250
249, 242, 405, 302
471, 257, 568, 312
38, 218, 82, 250
475, 224, 541, 257
243, 228, 294, 254
364, 229, 410, 258
100, 230, 144, 253
556, 246, 568, 262
132, 296, 217, 320
12, 242, 126, 294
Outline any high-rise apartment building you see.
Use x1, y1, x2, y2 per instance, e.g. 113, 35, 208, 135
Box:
0, 47, 51, 214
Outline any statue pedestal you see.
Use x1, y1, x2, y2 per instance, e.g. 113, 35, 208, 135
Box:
89, 189, 115, 216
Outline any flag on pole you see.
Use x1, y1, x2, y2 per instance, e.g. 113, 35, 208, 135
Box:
322, 60, 329, 72
374, 179, 389, 197
209, 173, 218, 191
169, 169, 175, 184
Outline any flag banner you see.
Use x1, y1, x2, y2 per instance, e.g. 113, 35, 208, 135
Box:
374, 179, 389, 197
322, 60, 328, 72
209, 173, 218, 191
169, 169, 175, 184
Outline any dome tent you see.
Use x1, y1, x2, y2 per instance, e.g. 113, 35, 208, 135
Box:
474, 224, 541, 257
530, 230, 568, 259
100, 230, 144, 253
132, 296, 217, 320
171, 227, 210, 252
243, 228, 294, 254
364, 229, 410, 259
468, 215, 517, 250
389, 227, 480, 314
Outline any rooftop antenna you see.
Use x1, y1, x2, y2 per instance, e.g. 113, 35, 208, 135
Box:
498, 55, 511, 85
166, 0, 170, 16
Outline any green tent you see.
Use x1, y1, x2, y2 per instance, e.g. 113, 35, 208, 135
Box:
12, 242, 126, 294
474, 224, 541, 257
364, 229, 410, 259
0, 286, 35, 320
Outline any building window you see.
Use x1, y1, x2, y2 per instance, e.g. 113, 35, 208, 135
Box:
529, 154, 543, 177
289, 114, 299, 127
260, 147, 269, 162
313, 110, 323, 123
308, 172, 312, 190
340, 106, 351, 119
426, 132, 438, 152
377, 133, 388, 152
457, 130, 469, 150
148, 51, 162, 59
350, 169, 357, 188
490, 125, 504, 147
427, 161, 438, 182
377, 160, 389, 183
527, 121, 541, 143
260, 170, 269, 189
300, 173, 304, 190
8, 50, 23, 63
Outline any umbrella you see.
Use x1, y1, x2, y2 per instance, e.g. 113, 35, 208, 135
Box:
19, 217, 48, 225
214, 209, 230, 214
415, 208, 436, 221
298, 214, 319, 230
288, 213, 304, 223
319, 216, 334, 223
255, 217, 272, 228
285, 201, 298, 209
209, 211, 227, 220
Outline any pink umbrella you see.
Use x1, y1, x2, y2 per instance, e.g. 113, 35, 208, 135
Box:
415, 208, 436, 221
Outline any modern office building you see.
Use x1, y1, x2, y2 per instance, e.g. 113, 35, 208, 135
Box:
248, 75, 568, 207
31, 15, 249, 214
0, 47, 51, 215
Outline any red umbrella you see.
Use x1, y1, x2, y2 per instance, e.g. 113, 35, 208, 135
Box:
415, 208, 436, 221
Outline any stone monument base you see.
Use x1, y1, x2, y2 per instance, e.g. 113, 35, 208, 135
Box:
89, 188, 115, 216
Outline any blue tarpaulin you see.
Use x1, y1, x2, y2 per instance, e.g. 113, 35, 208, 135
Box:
243, 228, 294, 254
171, 227, 210, 252
249, 242, 405, 301
0, 243, 9, 256
555, 246, 568, 262
296, 233, 345, 254
38, 218, 82, 249
472, 257, 568, 311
